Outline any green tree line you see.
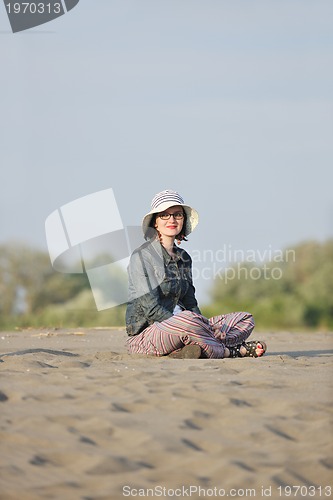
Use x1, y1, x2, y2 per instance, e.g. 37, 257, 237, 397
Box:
1, 240, 332, 331
202, 239, 333, 330
0, 242, 125, 330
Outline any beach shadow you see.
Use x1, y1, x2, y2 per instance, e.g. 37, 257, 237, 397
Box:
266, 349, 333, 358
0, 348, 79, 359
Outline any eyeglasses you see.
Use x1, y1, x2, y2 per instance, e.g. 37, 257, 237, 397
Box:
158, 211, 184, 220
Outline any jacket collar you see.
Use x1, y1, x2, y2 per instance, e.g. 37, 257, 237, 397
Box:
150, 238, 181, 263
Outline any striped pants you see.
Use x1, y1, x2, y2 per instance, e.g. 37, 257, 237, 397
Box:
127, 310, 255, 359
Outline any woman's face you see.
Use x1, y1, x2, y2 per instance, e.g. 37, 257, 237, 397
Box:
154, 205, 184, 240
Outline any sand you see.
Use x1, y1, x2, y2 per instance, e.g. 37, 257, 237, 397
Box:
0, 328, 332, 500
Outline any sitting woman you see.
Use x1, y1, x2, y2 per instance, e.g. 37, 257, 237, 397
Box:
126, 190, 267, 359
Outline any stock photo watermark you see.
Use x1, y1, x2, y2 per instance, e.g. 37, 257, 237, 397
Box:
45, 188, 295, 311
122, 484, 332, 497
3, 0, 80, 33
191, 246, 296, 283
45, 187, 144, 311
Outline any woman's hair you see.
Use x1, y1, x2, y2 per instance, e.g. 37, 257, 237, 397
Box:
147, 210, 188, 243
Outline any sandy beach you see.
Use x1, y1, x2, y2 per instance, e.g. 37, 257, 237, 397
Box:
0, 328, 332, 500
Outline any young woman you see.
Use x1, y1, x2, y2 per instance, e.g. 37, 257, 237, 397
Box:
126, 190, 267, 359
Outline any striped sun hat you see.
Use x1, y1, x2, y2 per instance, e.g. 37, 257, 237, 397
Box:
142, 190, 199, 239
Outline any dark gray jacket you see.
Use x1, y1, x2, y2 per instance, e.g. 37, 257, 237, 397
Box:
126, 239, 201, 336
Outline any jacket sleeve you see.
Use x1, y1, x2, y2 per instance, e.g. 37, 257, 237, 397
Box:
128, 250, 173, 324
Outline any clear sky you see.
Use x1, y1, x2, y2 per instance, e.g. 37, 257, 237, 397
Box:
1, 0, 332, 303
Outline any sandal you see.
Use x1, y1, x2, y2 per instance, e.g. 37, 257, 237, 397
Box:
227, 340, 267, 358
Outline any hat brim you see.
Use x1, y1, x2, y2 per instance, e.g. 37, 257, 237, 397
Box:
142, 201, 199, 238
